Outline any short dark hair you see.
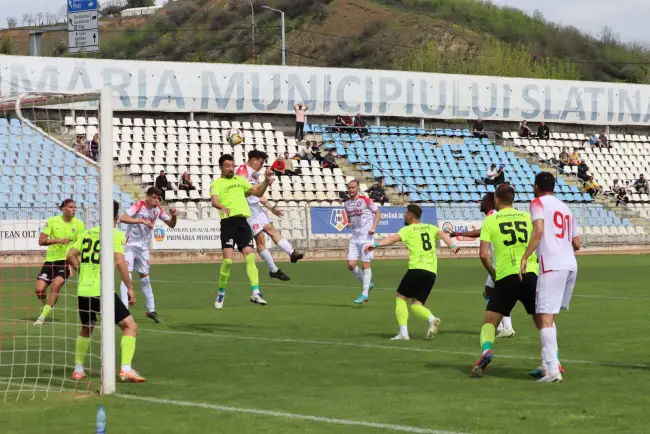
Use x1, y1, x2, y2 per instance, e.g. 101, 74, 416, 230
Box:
535, 172, 555, 193
406, 204, 422, 219
248, 149, 268, 161
484, 192, 495, 203
219, 154, 234, 168
146, 186, 163, 197
348, 180, 359, 187
59, 198, 75, 210
114, 200, 120, 219
495, 184, 515, 205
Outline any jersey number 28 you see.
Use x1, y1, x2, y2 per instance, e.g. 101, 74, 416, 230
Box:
499, 221, 528, 246
81, 239, 101, 265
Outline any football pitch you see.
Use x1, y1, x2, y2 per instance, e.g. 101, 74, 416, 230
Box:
1, 255, 650, 434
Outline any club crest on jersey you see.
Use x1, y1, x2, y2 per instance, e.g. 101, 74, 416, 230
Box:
153, 228, 165, 242
329, 209, 349, 232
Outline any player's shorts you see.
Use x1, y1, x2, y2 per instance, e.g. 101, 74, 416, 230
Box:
37, 260, 70, 282
78, 293, 131, 326
487, 272, 538, 316
125, 246, 150, 275
348, 238, 374, 262
535, 269, 577, 314
247, 204, 272, 237
397, 269, 437, 304
221, 216, 254, 251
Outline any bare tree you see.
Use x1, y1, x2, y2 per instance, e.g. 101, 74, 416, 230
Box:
6, 17, 18, 28
46, 13, 56, 25
27, 14, 35, 26
59, 5, 67, 23
35, 12, 44, 26
21, 13, 29, 25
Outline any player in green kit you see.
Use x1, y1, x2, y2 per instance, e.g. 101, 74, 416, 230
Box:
471, 185, 539, 377
34, 199, 85, 325
66, 201, 145, 383
210, 154, 274, 309
365, 204, 460, 340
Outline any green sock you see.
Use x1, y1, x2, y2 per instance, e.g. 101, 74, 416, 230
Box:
219, 259, 232, 290
74, 336, 90, 365
480, 323, 496, 353
39, 304, 53, 319
121, 336, 136, 367
410, 303, 434, 322
395, 297, 409, 326
244, 254, 259, 289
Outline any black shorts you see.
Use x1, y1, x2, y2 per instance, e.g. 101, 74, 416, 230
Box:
396, 269, 437, 304
486, 272, 538, 316
37, 260, 70, 282
78, 293, 131, 326
220, 217, 254, 252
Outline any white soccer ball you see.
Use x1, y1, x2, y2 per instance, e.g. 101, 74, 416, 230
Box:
227, 128, 244, 145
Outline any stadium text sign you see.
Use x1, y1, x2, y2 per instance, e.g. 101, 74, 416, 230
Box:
152, 220, 220, 250
438, 220, 482, 247
310, 206, 438, 235
0, 220, 47, 252
3, 55, 650, 125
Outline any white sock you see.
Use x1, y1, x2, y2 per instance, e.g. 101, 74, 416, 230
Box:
74, 363, 84, 373
277, 239, 294, 256
252, 288, 261, 296
540, 326, 559, 374
399, 325, 409, 336
140, 276, 155, 313
362, 268, 372, 297
428, 315, 436, 324
120, 364, 131, 373
502, 316, 513, 330
119, 273, 132, 307
350, 267, 363, 282
497, 321, 504, 332
539, 329, 548, 372
259, 249, 279, 273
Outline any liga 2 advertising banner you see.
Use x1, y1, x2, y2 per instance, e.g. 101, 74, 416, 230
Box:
310, 206, 438, 235
438, 220, 483, 247
152, 220, 221, 250
0, 220, 47, 251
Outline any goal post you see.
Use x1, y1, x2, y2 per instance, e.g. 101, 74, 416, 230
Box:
0, 88, 116, 398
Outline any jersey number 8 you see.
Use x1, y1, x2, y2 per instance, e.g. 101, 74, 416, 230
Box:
498, 221, 528, 246
81, 239, 101, 265
420, 233, 432, 251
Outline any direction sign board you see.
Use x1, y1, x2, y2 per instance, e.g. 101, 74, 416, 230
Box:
68, 0, 99, 53
67, 0, 98, 13
68, 11, 98, 32
69, 30, 99, 53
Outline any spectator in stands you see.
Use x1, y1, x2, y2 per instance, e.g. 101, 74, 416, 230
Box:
88, 133, 100, 162
494, 165, 506, 185
294, 103, 308, 141
472, 118, 488, 139
577, 160, 590, 182
558, 147, 570, 168
354, 113, 368, 138
598, 130, 610, 148
520, 120, 533, 138
155, 170, 171, 201
634, 174, 649, 194
73, 134, 87, 156
271, 153, 290, 177
333, 115, 344, 132
367, 178, 389, 205
537, 121, 550, 140
585, 176, 601, 197
342, 115, 353, 129
588, 133, 599, 146
296, 143, 312, 161
570, 149, 580, 166
322, 149, 339, 169
616, 187, 629, 207
485, 164, 498, 185
178, 171, 196, 192
310, 141, 323, 163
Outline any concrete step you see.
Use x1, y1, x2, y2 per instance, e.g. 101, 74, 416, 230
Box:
337, 158, 402, 204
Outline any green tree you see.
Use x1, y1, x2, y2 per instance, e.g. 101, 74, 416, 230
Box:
128, 0, 155, 7
0, 35, 13, 55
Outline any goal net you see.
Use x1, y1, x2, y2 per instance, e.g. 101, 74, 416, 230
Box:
0, 91, 117, 400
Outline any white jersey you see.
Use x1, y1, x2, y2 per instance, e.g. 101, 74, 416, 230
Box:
530, 195, 580, 272
344, 195, 379, 240
125, 200, 171, 249
236, 164, 261, 206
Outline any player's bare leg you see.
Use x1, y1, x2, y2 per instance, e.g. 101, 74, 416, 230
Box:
256, 230, 290, 281
353, 261, 374, 304
34, 277, 65, 325
264, 223, 304, 264
471, 311, 502, 377
139, 272, 163, 324
242, 246, 266, 305
35, 280, 49, 305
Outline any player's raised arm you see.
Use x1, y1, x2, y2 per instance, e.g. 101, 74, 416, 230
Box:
450, 228, 481, 239
247, 174, 274, 198
119, 211, 152, 228
438, 230, 460, 254
211, 193, 230, 218
260, 196, 284, 217
162, 208, 178, 229
364, 234, 402, 252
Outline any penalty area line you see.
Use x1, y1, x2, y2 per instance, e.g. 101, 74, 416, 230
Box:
117, 394, 466, 434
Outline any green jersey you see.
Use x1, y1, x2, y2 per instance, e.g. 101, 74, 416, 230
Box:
397, 223, 440, 274
480, 207, 539, 281
74, 227, 126, 297
210, 176, 253, 219
41, 215, 85, 262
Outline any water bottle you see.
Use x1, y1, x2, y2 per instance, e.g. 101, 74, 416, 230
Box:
96, 405, 106, 434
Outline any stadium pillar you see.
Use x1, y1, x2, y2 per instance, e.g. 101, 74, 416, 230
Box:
28, 32, 42, 56
375, 116, 381, 126
420, 118, 425, 129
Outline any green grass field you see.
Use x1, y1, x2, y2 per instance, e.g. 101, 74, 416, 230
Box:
1, 255, 650, 434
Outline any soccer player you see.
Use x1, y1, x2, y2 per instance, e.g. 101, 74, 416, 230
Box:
471, 185, 539, 377
34, 199, 85, 325
344, 180, 380, 305
211, 154, 274, 309
236, 150, 304, 281
450, 192, 515, 338
520, 172, 581, 383
67, 200, 145, 383
365, 204, 459, 340
119, 187, 177, 324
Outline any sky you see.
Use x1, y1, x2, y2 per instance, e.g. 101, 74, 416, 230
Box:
0, 0, 647, 43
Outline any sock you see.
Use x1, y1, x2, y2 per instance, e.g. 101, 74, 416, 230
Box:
277, 239, 294, 256
540, 326, 559, 374
219, 259, 232, 291
259, 249, 279, 273
120, 274, 132, 307
395, 298, 409, 336
244, 254, 260, 292
140, 276, 155, 313
350, 267, 363, 282
74, 336, 90, 366
361, 268, 372, 297
501, 316, 513, 330
410, 303, 435, 323
480, 323, 496, 353
120, 335, 136, 372
496, 320, 504, 333
39, 304, 53, 320
539, 329, 548, 372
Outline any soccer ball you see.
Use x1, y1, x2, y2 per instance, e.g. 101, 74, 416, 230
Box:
227, 129, 244, 145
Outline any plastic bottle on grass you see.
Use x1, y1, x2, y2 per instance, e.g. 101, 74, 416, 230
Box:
96, 405, 106, 434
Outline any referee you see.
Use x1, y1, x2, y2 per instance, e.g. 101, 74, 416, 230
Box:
210, 154, 275, 309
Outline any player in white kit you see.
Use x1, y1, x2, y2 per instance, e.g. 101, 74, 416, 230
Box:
520, 172, 581, 383
344, 180, 381, 305
119, 187, 177, 323
450, 192, 515, 337
236, 150, 304, 280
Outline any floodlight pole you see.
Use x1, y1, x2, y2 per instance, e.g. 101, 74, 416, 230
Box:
262, 6, 286, 66
249, 0, 255, 63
